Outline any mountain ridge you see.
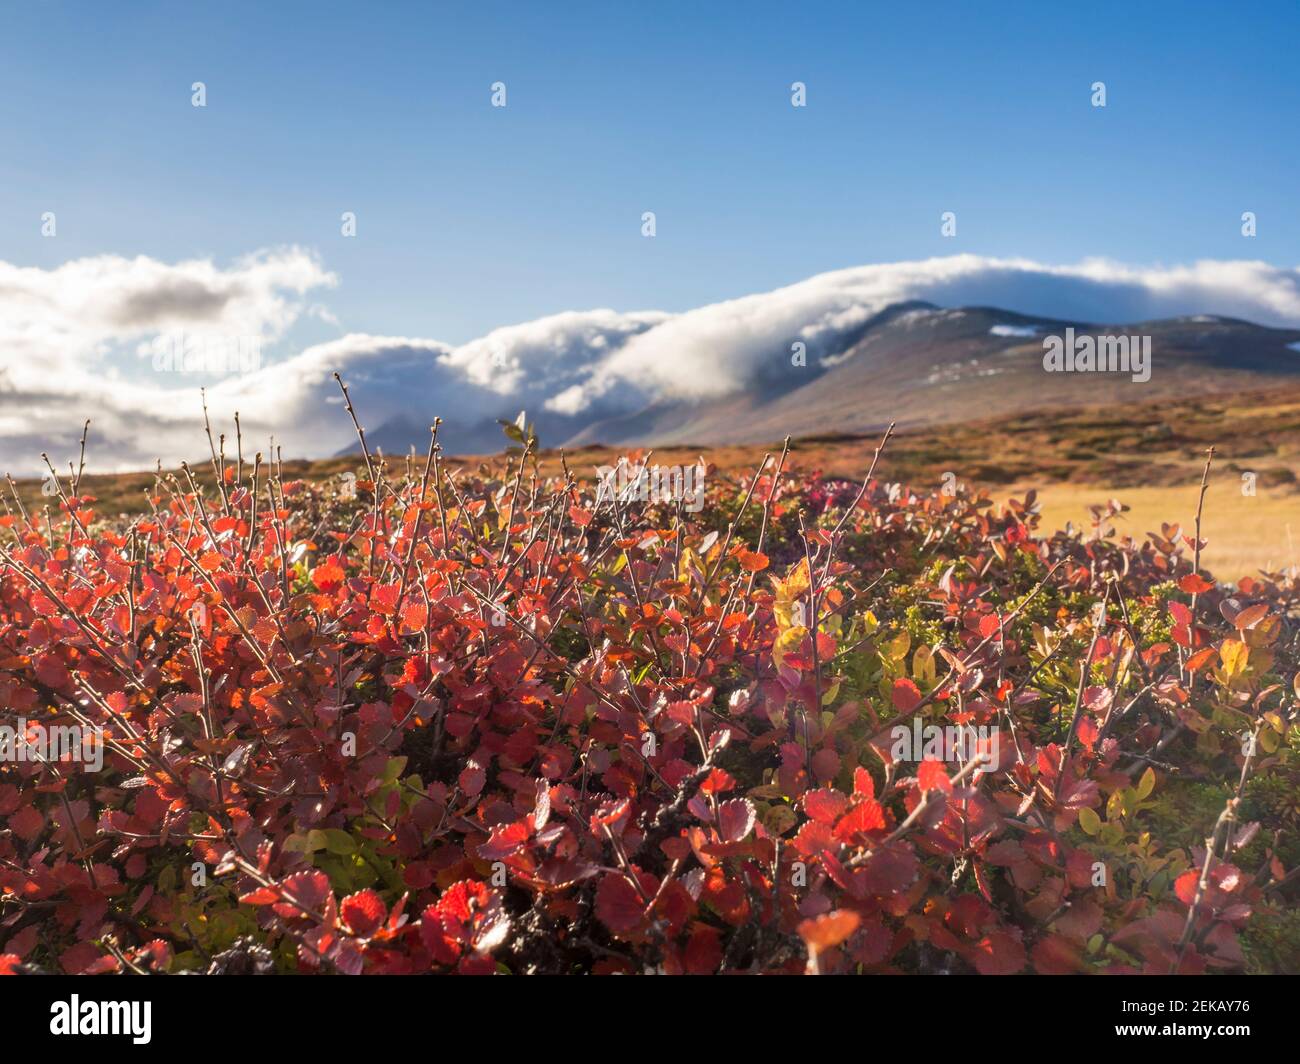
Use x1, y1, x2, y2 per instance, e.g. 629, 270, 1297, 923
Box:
353, 303, 1300, 457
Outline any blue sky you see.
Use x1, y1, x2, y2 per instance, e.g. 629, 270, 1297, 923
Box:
2, 0, 1297, 345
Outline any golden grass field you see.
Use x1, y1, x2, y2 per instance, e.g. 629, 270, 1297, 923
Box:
1021, 481, 1298, 580
9, 387, 1299, 582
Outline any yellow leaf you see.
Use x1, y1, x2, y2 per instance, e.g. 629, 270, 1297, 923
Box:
772, 558, 812, 635
1136, 766, 1156, 801
1033, 624, 1056, 657
677, 546, 702, 584
774, 557, 811, 597
886, 630, 910, 662
773, 625, 807, 670
912, 644, 936, 685
1220, 638, 1249, 678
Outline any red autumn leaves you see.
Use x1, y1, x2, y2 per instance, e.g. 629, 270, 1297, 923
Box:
0, 421, 1291, 978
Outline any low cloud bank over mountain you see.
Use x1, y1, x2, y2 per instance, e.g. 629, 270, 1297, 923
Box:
3, 251, 1300, 474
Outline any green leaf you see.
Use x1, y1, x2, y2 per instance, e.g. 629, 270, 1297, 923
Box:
321, 828, 357, 855
283, 833, 312, 854
1078, 807, 1101, 835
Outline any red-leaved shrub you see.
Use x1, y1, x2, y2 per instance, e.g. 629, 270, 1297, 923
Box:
0, 403, 1297, 974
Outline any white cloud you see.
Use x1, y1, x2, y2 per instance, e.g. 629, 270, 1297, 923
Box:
0, 247, 340, 473
3, 252, 1300, 474
535, 256, 1300, 412
0, 248, 333, 379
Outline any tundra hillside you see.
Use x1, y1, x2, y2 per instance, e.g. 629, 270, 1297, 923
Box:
13, 382, 1300, 580
0, 384, 1298, 975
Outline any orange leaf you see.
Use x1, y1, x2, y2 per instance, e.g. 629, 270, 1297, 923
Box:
798, 910, 860, 954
